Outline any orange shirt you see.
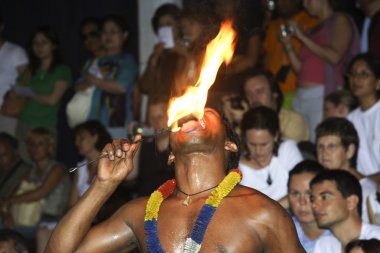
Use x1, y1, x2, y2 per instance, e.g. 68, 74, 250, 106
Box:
263, 11, 319, 93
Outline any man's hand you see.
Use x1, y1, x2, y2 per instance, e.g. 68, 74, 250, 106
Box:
97, 136, 142, 185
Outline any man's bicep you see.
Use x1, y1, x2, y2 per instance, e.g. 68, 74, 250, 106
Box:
76, 210, 138, 253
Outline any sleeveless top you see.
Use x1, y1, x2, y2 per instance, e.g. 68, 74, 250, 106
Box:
298, 13, 360, 95
29, 160, 71, 217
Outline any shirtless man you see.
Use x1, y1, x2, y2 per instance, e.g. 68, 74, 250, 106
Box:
45, 108, 305, 252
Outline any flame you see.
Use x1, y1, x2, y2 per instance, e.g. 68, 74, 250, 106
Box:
167, 20, 237, 131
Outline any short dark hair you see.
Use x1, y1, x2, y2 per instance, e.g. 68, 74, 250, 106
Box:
310, 170, 362, 216
324, 89, 357, 112
0, 132, 18, 149
345, 239, 380, 253
74, 120, 112, 151
0, 229, 28, 253
241, 68, 284, 112
288, 160, 324, 187
241, 106, 281, 156
151, 3, 181, 34
316, 117, 359, 168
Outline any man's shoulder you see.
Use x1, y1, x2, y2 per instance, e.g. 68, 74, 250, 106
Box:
313, 234, 340, 253
228, 186, 290, 219
362, 223, 380, 240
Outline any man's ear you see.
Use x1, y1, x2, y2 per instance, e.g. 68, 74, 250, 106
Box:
346, 143, 356, 161
225, 141, 238, 153
346, 194, 359, 213
123, 31, 129, 40
168, 152, 175, 165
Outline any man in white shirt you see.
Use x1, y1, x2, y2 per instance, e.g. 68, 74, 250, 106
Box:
315, 117, 377, 223
310, 170, 380, 253
0, 16, 28, 135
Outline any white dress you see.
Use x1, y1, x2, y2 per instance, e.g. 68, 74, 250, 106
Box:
239, 139, 303, 200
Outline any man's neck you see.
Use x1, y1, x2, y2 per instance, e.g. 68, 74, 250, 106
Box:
0, 38, 4, 48
331, 217, 362, 247
282, 9, 302, 20
174, 153, 227, 198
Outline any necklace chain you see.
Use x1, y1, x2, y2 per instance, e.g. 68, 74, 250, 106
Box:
176, 184, 219, 197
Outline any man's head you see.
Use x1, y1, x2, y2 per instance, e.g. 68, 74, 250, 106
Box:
288, 160, 324, 224
323, 90, 357, 120
0, 229, 28, 253
275, 0, 303, 19
316, 117, 358, 170
359, 0, 380, 17
242, 69, 283, 112
169, 108, 240, 171
80, 17, 102, 55
0, 132, 19, 171
310, 170, 362, 229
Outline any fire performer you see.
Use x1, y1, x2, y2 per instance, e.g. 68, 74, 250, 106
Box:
45, 20, 304, 253
45, 108, 304, 253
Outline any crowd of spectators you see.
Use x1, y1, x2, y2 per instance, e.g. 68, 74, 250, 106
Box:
0, 0, 380, 252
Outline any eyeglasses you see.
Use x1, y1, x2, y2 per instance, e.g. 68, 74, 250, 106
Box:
81, 31, 99, 41
346, 71, 374, 80
316, 143, 342, 152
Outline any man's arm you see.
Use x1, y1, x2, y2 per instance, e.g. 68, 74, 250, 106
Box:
45, 137, 141, 253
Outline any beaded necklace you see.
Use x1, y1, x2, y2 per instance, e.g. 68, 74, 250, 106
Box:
144, 169, 242, 253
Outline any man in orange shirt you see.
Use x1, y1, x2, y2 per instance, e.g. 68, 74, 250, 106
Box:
263, 0, 318, 108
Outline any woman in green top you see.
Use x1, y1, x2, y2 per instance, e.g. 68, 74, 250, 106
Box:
14, 26, 71, 160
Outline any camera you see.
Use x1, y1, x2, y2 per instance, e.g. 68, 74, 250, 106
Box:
280, 24, 294, 38
266, 0, 275, 11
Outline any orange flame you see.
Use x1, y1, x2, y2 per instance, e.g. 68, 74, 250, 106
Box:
167, 20, 237, 131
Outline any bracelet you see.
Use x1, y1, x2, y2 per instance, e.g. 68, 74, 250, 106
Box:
284, 44, 293, 53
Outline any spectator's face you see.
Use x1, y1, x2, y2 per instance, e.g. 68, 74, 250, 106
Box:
0, 240, 19, 253
348, 60, 379, 99
75, 129, 98, 156
276, 0, 302, 17
180, 18, 203, 45
288, 172, 316, 224
32, 33, 55, 60
27, 135, 51, 161
244, 76, 277, 110
244, 129, 276, 168
316, 135, 353, 170
0, 142, 16, 171
303, 0, 324, 17
101, 20, 127, 52
310, 180, 350, 228
148, 102, 168, 131
158, 15, 180, 41
81, 22, 101, 55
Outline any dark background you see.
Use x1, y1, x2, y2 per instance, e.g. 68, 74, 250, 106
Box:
0, 0, 138, 78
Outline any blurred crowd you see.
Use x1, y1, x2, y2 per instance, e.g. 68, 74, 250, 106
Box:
0, 0, 380, 252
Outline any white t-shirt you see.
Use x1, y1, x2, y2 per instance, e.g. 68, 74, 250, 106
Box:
0, 41, 28, 106
313, 223, 380, 253
347, 101, 380, 175
76, 160, 91, 197
239, 139, 303, 200
360, 177, 377, 223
